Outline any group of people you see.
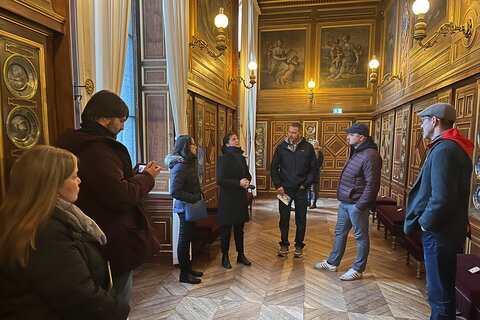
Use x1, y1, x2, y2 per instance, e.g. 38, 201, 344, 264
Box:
0, 90, 161, 319
0, 92, 473, 320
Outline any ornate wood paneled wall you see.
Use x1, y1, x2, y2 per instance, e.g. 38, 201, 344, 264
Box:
257, 2, 379, 115
0, 0, 73, 199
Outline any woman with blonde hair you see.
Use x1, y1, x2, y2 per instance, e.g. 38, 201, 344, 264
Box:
0, 145, 129, 320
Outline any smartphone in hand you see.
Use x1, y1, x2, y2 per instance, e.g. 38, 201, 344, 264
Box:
136, 163, 147, 173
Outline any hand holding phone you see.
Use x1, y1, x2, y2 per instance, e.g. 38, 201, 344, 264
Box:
136, 163, 147, 173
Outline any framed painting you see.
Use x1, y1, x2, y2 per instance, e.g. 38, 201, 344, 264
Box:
384, 0, 399, 76
318, 24, 371, 89
259, 29, 307, 90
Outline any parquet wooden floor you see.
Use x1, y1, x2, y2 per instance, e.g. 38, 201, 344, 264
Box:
130, 197, 431, 319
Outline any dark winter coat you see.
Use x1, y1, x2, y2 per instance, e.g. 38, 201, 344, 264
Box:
167, 155, 202, 213
0, 206, 129, 320
270, 138, 317, 193
313, 149, 324, 183
56, 122, 159, 276
337, 137, 382, 211
216, 147, 252, 225
404, 129, 473, 239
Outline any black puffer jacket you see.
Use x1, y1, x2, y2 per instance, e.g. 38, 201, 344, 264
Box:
0, 206, 129, 320
270, 138, 317, 193
337, 138, 382, 211
167, 155, 202, 213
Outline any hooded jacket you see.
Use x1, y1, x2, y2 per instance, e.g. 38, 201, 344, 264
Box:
56, 122, 159, 276
404, 128, 473, 238
270, 137, 317, 192
337, 137, 382, 211
166, 154, 202, 213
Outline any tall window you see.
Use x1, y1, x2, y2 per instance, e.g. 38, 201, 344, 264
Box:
118, 12, 137, 162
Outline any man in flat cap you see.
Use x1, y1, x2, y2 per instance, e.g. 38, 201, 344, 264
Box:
404, 103, 473, 319
314, 122, 381, 280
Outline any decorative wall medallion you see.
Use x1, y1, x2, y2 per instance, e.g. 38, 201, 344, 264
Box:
6, 107, 40, 148
255, 122, 267, 168
475, 157, 480, 179
306, 125, 316, 135
473, 185, 480, 209
4, 54, 38, 99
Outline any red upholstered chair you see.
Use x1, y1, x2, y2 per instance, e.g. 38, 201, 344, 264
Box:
402, 231, 424, 279
456, 254, 480, 320
371, 196, 397, 223
375, 205, 405, 249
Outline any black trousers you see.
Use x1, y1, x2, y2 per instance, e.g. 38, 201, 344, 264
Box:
278, 188, 308, 248
177, 212, 196, 274
221, 223, 245, 255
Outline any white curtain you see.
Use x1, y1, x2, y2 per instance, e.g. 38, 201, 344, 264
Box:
163, 0, 189, 137
163, 0, 190, 265
239, 0, 260, 195
94, 0, 131, 94
74, 0, 131, 108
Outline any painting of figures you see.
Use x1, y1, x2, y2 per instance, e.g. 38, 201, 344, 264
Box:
319, 25, 370, 88
384, 0, 398, 75
260, 29, 306, 90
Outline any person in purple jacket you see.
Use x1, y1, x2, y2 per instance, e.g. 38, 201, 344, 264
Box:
314, 123, 381, 281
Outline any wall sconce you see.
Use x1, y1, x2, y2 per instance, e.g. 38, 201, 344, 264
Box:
369, 55, 402, 87
228, 61, 257, 89
412, 0, 472, 49
189, 7, 229, 59
307, 79, 315, 103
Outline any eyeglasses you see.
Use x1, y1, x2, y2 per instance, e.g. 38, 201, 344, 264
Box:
421, 116, 432, 123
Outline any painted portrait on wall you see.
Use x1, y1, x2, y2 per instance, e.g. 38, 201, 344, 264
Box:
319, 25, 370, 88
196, 0, 228, 44
384, 0, 398, 75
259, 29, 306, 90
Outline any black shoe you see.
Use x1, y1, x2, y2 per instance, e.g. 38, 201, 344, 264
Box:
309, 202, 317, 209
179, 273, 201, 284
189, 269, 203, 277
237, 254, 252, 266
222, 254, 232, 269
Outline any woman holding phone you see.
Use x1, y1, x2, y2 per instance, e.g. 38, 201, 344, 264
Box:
166, 135, 203, 284
217, 133, 252, 269
0, 145, 129, 320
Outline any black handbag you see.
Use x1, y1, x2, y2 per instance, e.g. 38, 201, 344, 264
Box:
185, 198, 208, 222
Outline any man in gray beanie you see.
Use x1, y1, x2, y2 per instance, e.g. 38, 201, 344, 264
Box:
404, 102, 473, 319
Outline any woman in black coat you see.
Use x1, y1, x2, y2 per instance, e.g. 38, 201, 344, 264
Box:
166, 135, 204, 284
0, 145, 129, 320
217, 133, 252, 268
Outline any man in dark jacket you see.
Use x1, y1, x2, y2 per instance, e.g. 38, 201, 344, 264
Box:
314, 123, 381, 281
57, 90, 161, 302
270, 122, 317, 258
404, 103, 473, 319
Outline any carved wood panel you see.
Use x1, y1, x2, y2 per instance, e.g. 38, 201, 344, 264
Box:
380, 112, 394, 184
320, 120, 351, 196
455, 83, 476, 141
373, 116, 381, 146
303, 121, 318, 143
218, 106, 226, 156
203, 101, 218, 206
392, 104, 410, 185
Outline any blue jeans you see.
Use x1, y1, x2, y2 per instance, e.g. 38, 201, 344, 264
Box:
327, 202, 370, 272
278, 188, 308, 248
422, 231, 463, 320
113, 270, 133, 302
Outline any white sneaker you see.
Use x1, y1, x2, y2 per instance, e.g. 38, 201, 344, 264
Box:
339, 268, 362, 281
313, 259, 338, 272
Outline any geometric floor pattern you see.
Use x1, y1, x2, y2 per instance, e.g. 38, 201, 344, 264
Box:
130, 197, 431, 319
